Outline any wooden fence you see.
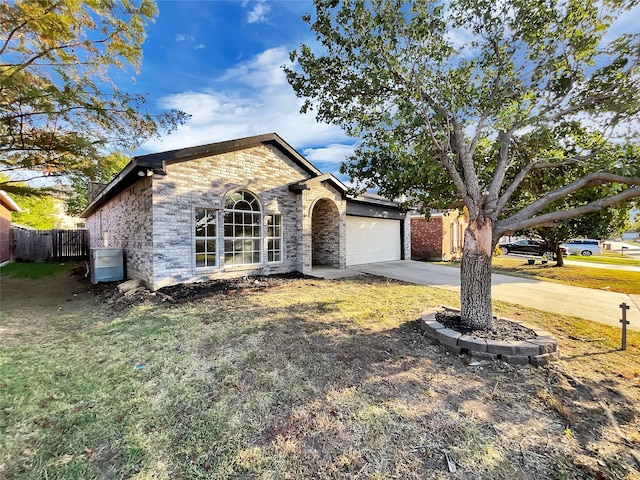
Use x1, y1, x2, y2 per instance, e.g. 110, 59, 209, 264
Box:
11, 228, 89, 262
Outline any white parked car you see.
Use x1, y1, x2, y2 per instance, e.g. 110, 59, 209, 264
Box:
560, 239, 601, 256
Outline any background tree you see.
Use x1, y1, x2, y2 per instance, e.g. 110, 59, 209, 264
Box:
286, 0, 640, 329
508, 133, 637, 265
0, 0, 187, 192
65, 152, 130, 215
0, 174, 58, 229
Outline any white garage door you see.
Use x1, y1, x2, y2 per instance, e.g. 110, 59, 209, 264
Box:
346, 216, 401, 265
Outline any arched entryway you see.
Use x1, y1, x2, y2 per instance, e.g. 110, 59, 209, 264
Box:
311, 198, 341, 267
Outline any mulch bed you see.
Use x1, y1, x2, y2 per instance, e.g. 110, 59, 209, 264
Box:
156, 272, 311, 301
435, 310, 537, 341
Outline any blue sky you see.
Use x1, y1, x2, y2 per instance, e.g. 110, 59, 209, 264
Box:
128, 0, 353, 179
127, 0, 639, 182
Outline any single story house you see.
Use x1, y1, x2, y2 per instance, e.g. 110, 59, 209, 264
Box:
410, 209, 468, 261
0, 190, 21, 266
81, 133, 409, 290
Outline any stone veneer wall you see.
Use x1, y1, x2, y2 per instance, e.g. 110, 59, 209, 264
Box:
150, 144, 312, 289
85, 176, 154, 285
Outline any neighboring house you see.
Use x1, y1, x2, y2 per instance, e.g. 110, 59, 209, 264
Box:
0, 190, 21, 265
81, 133, 409, 290
410, 209, 468, 261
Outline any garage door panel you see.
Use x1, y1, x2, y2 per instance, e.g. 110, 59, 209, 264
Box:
346, 216, 401, 265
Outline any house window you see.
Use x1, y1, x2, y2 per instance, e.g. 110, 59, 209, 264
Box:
195, 208, 217, 268
224, 191, 262, 265
265, 214, 282, 262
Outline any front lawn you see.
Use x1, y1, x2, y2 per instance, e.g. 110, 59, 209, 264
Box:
491, 257, 640, 294
1, 267, 639, 479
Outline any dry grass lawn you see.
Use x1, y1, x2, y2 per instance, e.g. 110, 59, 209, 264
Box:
1, 264, 639, 479
491, 256, 640, 294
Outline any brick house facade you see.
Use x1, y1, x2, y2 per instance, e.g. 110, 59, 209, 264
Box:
411, 210, 468, 261
82, 134, 408, 290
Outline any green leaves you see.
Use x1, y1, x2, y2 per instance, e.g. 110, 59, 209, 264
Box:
286, 0, 640, 225
0, 0, 186, 185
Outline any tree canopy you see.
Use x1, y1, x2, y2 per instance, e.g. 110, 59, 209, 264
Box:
286, 0, 640, 328
0, 0, 187, 190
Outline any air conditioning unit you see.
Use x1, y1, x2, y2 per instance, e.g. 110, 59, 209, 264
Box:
90, 248, 124, 284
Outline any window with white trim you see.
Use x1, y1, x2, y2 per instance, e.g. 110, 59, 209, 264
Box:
265, 214, 282, 262
223, 191, 262, 265
195, 208, 217, 268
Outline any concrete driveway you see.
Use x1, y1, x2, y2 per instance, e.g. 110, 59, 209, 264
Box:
350, 260, 640, 332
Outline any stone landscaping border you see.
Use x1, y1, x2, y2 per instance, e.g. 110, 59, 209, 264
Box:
420, 308, 559, 366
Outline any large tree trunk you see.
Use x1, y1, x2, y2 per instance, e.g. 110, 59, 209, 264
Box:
460, 219, 494, 330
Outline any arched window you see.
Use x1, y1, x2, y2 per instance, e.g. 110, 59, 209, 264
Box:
223, 191, 262, 265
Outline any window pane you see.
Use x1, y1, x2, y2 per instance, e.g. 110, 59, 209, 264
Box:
224, 225, 233, 236
273, 251, 280, 262
235, 225, 244, 237
195, 208, 217, 268
253, 252, 260, 263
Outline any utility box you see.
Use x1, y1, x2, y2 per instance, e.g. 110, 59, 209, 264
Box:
90, 248, 124, 284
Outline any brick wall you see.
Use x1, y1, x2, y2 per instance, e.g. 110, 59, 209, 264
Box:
312, 198, 340, 266
85, 176, 154, 284
302, 187, 346, 273
411, 216, 443, 260
150, 144, 311, 289
0, 205, 11, 263
411, 211, 467, 261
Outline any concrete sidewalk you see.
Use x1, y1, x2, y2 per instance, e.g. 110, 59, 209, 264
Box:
350, 260, 640, 332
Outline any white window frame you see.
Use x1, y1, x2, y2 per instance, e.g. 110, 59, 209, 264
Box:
265, 214, 283, 263
223, 191, 262, 266
194, 207, 218, 269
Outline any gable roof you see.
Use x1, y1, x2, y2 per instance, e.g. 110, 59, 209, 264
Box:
81, 133, 325, 217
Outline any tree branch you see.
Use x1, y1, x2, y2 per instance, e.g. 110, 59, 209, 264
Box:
495, 186, 640, 235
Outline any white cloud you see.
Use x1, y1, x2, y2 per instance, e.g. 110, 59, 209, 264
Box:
303, 144, 356, 165
143, 47, 353, 176
246, 1, 271, 24
175, 33, 195, 43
